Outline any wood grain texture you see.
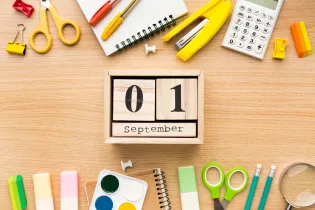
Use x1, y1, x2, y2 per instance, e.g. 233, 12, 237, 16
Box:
0, 0, 315, 210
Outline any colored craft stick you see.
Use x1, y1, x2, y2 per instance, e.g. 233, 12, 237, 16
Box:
33, 173, 54, 210
61, 171, 79, 210
16, 175, 27, 209
291, 21, 312, 58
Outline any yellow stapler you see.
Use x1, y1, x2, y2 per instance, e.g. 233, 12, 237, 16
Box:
163, 0, 232, 61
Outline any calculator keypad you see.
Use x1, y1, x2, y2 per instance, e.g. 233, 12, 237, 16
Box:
224, 4, 276, 59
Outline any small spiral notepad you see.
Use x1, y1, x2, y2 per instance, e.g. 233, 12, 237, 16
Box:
77, 0, 188, 56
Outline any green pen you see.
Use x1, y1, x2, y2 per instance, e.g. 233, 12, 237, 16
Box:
258, 165, 277, 210
244, 164, 262, 210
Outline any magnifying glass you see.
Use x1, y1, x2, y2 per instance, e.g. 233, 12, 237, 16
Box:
279, 163, 315, 210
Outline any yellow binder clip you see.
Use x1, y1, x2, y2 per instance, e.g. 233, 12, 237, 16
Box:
163, 0, 232, 61
273, 38, 288, 60
6, 24, 27, 56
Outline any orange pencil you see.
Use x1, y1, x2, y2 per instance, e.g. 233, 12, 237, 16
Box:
90, 0, 120, 27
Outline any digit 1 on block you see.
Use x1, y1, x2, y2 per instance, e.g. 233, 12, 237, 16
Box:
113, 79, 155, 121
156, 79, 198, 120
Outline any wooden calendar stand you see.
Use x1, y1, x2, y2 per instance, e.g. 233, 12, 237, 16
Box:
104, 70, 204, 144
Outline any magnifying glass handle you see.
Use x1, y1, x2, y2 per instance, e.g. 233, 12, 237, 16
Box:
285, 204, 293, 210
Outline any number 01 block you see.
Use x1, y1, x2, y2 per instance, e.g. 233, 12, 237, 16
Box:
156, 79, 198, 120
113, 79, 155, 121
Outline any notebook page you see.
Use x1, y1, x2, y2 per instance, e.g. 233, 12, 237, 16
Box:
77, 0, 188, 56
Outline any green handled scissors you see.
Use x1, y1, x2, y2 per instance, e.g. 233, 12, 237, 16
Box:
202, 162, 249, 210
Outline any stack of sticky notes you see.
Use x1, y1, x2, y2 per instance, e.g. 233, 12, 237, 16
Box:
291, 21, 312, 58
8, 175, 27, 210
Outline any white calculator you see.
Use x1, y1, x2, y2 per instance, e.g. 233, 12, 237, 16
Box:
222, 0, 284, 60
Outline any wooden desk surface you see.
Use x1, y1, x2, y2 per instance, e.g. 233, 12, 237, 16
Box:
1, 0, 315, 209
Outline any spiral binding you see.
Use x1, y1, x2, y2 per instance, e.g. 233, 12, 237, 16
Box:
115, 15, 176, 51
153, 169, 171, 209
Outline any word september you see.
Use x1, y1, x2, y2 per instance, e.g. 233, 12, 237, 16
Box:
112, 123, 196, 137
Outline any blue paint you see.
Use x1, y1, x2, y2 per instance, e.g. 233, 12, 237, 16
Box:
95, 195, 113, 210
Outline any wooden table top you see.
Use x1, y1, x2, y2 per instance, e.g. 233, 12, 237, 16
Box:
1, 0, 315, 209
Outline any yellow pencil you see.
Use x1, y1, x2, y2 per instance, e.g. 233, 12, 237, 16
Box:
101, 0, 140, 41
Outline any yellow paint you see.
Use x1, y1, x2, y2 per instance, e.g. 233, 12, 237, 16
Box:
118, 202, 136, 210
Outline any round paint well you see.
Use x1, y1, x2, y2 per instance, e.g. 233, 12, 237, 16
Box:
118, 202, 136, 210
124, 181, 144, 201
95, 195, 113, 210
101, 175, 120, 193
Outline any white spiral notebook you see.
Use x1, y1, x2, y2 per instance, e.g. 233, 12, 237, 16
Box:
77, 0, 188, 56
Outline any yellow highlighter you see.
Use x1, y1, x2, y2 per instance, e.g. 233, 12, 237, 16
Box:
102, 0, 140, 41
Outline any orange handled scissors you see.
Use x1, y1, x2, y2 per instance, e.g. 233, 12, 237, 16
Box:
30, 0, 81, 54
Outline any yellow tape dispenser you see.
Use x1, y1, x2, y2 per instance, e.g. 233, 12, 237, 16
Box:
6, 24, 27, 56
163, 0, 232, 61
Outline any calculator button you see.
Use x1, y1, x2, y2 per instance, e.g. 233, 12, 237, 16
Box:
237, 41, 245, 48
264, 21, 272, 27
246, 44, 253, 51
237, 12, 245, 18
228, 38, 236, 45
247, 8, 253, 13
253, 24, 260, 31
242, 28, 249, 35
254, 10, 260, 16
246, 15, 254, 21
261, 12, 267, 18
255, 43, 265, 54
239, 35, 247, 41
244, 21, 252, 28
233, 25, 240, 31
262, 27, 270, 34
230, 31, 238, 38
248, 38, 256, 44
268, 15, 274, 21
250, 31, 258, 38
259, 35, 267, 41
239, 5, 245, 11
255, 17, 263, 24
235, 18, 243, 25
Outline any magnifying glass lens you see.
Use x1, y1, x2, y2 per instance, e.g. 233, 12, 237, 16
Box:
280, 164, 315, 207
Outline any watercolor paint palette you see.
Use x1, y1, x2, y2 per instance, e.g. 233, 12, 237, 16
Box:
90, 170, 148, 210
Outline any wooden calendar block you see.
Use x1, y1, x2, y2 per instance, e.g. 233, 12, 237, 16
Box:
113, 79, 155, 121
112, 123, 196, 137
156, 79, 198, 120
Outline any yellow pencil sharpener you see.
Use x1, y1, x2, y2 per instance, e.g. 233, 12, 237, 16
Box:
273, 38, 288, 60
6, 24, 27, 56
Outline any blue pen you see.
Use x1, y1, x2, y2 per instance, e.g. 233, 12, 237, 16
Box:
244, 164, 262, 210
258, 165, 277, 210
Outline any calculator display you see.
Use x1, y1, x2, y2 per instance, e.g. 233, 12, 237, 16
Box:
245, 0, 278, 10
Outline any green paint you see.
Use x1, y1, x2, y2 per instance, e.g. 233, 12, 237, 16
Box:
178, 166, 197, 193
101, 175, 119, 193
16, 175, 27, 209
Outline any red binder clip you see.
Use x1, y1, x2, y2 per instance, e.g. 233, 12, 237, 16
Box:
12, 0, 34, 18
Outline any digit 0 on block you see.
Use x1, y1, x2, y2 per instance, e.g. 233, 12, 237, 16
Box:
104, 70, 204, 144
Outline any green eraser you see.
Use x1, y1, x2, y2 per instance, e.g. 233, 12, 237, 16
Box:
16, 175, 27, 209
178, 166, 198, 193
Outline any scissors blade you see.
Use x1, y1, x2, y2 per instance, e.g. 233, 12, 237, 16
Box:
41, 0, 51, 9
214, 198, 224, 210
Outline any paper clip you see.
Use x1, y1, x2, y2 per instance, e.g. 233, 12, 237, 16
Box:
13, 0, 34, 18
6, 24, 27, 56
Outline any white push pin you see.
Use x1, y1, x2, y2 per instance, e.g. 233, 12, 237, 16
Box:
144, 44, 156, 55
121, 160, 136, 171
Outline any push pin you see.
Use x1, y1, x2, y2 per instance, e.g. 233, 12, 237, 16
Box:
6, 24, 27, 56
144, 44, 157, 55
12, 0, 34, 18
121, 160, 136, 172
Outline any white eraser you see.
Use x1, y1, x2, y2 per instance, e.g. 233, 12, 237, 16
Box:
61, 171, 78, 210
33, 173, 54, 210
